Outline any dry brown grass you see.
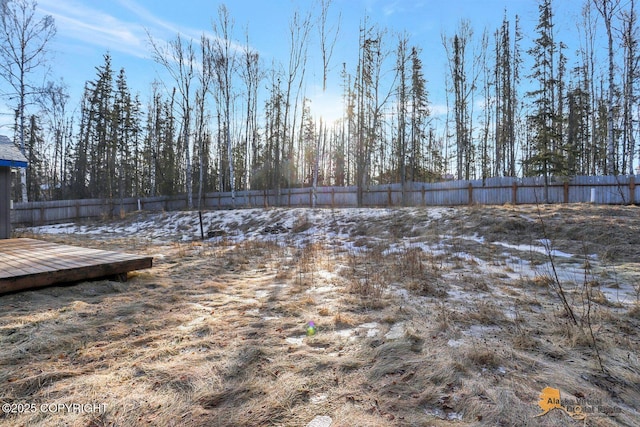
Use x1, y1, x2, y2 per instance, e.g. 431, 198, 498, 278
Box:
2, 204, 640, 426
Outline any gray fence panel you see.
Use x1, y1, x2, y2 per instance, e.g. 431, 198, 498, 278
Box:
10, 175, 640, 226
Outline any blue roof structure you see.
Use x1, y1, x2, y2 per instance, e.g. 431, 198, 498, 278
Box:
0, 135, 27, 168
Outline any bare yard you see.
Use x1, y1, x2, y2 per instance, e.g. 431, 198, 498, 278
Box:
1, 205, 640, 426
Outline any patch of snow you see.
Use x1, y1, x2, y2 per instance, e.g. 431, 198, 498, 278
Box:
310, 394, 328, 404
188, 303, 214, 312
384, 322, 405, 340
316, 269, 337, 281
459, 234, 485, 244
451, 251, 484, 264
391, 286, 410, 300
308, 285, 336, 294
492, 241, 573, 258
366, 328, 379, 338
463, 325, 501, 338
503, 307, 518, 320
427, 207, 451, 220
519, 214, 536, 222
255, 290, 270, 299
447, 339, 463, 348
177, 316, 206, 331
599, 284, 637, 305
285, 336, 305, 346
306, 415, 333, 427
335, 329, 354, 338
28, 223, 76, 234
425, 407, 463, 421
383, 241, 439, 256
355, 322, 380, 338
179, 346, 210, 354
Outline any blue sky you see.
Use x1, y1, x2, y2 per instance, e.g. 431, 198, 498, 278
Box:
1, 0, 594, 130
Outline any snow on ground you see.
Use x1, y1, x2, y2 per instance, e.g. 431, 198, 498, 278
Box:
493, 240, 574, 259
24, 207, 449, 247
20, 206, 638, 305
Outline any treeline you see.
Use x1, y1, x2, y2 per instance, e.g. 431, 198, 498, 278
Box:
9, 0, 640, 205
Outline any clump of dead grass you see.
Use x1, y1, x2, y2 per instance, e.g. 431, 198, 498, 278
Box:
629, 304, 640, 319
465, 345, 502, 370
390, 247, 446, 297
464, 300, 508, 326
343, 248, 389, 308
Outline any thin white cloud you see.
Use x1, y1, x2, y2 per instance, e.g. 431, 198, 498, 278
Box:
38, 0, 149, 58
38, 0, 262, 74
116, 0, 178, 33
383, 1, 401, 16
116, 0, 203, 41
118, 0, 248, 57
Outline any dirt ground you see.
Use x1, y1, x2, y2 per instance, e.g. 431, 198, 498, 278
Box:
1, 204, 639, 426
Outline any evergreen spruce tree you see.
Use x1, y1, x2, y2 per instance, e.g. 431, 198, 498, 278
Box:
525, 0, 562, 201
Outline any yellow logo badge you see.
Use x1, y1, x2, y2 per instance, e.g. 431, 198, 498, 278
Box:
535, 387, 586, 420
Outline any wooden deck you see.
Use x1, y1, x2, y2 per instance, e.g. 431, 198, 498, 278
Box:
0, 238, 153, 294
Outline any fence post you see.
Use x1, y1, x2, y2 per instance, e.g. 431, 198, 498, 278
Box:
563, 182, 569, 204
468, 183, 473, 206
630, 176, 636, 204
331, 188, 335, 208
512, 182, 517, 205
421, 185, 426, 206
388, 185, 392, 206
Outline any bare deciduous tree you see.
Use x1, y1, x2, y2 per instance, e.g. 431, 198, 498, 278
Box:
443, 20, 478, 180
37, 79, 69, 198
620, 0, 639, 175
0, 0, 56, 202
148, 33, 196, 208
283, 8, 312, 202
212, 4, 237, 207
593, 0, 621, 174
240, 29, 261, 195
318, 0, 340, 92
195, 34, 214, 209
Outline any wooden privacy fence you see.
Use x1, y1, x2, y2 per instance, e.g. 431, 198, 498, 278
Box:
10, 175, 640, 226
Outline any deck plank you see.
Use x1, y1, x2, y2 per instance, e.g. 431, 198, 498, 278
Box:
0, 238, 153, 294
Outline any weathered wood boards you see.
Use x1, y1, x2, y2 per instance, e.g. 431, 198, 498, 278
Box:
0, 238, 152, 294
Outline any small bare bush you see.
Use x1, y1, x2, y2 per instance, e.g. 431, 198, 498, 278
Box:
466, 345, 502, 370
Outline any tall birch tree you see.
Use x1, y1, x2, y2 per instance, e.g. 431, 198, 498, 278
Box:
0, 0, 55, 201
